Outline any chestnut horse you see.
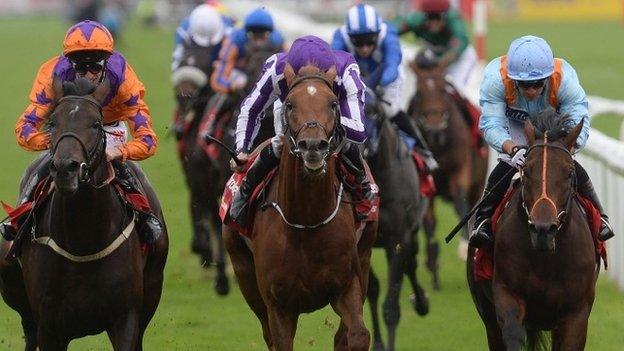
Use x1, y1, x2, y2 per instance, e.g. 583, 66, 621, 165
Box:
0, 78, 168, 350
468, 112, 599, 350
224, 64, 376, 350
409, 60, 487, 277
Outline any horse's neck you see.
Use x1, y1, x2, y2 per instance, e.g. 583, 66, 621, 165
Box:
374, 120, 403, 168
277, 151, 338, 226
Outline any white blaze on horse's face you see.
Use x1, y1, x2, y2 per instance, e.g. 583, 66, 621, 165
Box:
307, 85, 317, 96
426, 78, 435, 91
69, 105, 80, 116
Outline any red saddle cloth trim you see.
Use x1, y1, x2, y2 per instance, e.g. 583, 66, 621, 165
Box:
473, 189, 608, 282
196, 108, 231, 162
220, 155, 380, 238
2, 177, 54, 232
411, 151, 436, 198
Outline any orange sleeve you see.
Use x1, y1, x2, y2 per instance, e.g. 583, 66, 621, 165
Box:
15, 57, 60, 151
112, 63, 158, 161
210, 38, 239, 94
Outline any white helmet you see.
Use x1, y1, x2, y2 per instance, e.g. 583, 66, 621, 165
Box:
188, 4, 225, 47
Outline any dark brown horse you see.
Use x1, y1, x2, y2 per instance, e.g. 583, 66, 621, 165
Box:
0, 78, 168, 350
362, 83, 430, 351
468, 113, 598, 350
173, 43, 277, 295
224, 64, 376, 350
409, 59, 487, 280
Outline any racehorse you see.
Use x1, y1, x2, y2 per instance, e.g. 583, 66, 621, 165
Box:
173, 42, 277, 295
0, 77, 168, 350
224, 64, 376, 350
409, 58, 487, 278
468, 111, 599, 350
362, 78, 430, 351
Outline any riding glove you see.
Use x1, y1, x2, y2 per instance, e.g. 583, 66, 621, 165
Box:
509, 146, 527, 169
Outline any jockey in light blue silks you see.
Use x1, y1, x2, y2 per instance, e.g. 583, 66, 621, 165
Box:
331, 3, 438, 171
228, 36, 374, 226
469, 35, 615, 248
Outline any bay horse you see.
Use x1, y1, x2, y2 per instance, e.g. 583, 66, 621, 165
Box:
362, 81, 430, 351
409, 58, 487, 278
0, 77, 168, 350
223, 64, 376, 350
468, 111, 599, 350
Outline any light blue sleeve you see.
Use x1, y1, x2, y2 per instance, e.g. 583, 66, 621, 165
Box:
557, 60, 590, 150
479, 58, 510, 153
174, 18, 189, 46
380, 23, 402, 87
331, 28, 348, 51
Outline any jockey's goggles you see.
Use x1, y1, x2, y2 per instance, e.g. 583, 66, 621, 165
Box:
72, 60, 105, 75
350, 34, 378, 48
425, 12, 445, 21
516, 78, 546, 89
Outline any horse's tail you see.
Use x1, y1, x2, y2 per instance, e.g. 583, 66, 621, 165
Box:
526, 327, 550, 351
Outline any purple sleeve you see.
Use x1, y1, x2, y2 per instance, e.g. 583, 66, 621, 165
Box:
338, 61, 367, 143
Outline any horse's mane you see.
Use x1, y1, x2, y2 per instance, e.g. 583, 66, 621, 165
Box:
62, 77, 97, 97
297, 64, 323, 76
529, 107, 572, 142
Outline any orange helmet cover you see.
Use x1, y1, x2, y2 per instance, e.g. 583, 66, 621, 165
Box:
63, 20, 114, 56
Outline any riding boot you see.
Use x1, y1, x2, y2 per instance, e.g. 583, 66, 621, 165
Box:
0, 223, 16, 241
391, 111, 439, 171
341, 143, 374, 201
469, 161, 516, 248
575, 162, 615, 241
112, 160, 163, 243
230, 145, 280, 227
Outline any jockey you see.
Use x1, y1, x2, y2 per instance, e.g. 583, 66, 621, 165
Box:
228, 35, 372, 227
171, 4, 232, 71
469, 35, 615, 248
332, 3, 438, 171
210, 7, 286, 95
0, 20, 161, 242
394, 0, 477, 93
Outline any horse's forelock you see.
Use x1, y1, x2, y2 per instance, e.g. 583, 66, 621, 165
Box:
62, 77, 97, 97
529, 108, 571, 142
297, 64, 323, 77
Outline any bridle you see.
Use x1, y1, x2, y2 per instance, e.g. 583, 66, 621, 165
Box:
50, 95, 106, 184
282, 73, 345, 158
521, 133, 575, 232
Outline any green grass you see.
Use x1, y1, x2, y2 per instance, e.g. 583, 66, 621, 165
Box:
0, 16, 623, 350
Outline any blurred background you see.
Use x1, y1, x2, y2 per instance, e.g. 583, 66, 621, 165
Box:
1, 0, 624, 349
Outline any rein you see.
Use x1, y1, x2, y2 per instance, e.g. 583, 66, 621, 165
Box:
522, 133, 575, 230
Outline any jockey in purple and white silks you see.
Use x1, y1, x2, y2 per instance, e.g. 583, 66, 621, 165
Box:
332, 3, 438, 171
228, 35, 372, 227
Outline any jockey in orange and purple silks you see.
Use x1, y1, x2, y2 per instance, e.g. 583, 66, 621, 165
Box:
2, 20, 162, 243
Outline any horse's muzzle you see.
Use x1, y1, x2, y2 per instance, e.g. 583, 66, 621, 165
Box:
50, 158, 85, 194
297, 138, 330, 174
528, 221, 558, 252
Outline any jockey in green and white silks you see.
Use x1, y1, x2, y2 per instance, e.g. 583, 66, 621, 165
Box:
469, 35, 614, 248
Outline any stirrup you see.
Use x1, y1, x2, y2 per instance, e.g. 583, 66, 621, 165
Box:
598, 217, 615, 241
469, 219, 493, 248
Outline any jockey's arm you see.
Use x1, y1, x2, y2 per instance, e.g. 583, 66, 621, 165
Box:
439, 12, 469, 65
557, 61, 590, 150
479, 60, 512, 154
338, 59, 367, 144
210, 37, 240, 94
392, 12, 424, 36
15, 58, 58, 151
171, 43, 185, 71
236, 55, 280, 153
380, 24, 402, 87
114, 64, 158, 161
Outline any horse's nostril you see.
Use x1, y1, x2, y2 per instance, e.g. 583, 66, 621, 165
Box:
297, 140, 308, 151
318, 140, 329, 152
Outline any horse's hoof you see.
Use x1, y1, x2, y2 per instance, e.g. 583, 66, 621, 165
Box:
432, 279, 441, 291
373, 340, 386, 351
410, 292, 430, 316
214, 275, 230, 296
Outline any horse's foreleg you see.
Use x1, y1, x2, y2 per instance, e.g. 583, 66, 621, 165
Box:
266, 305, 298, 351
422, 201, 440, 290
451, 166, 471, 261
189, 191, 213, 265
552, 306, 591, 351
331, 275, 370, 351
404, 229, 429, 316
223, 228, 272, 348
106, 309, 140, 351
209, 202, 229, 296
492, 282, 527, 351
382, 244, 405, 351
366, 269, 385, 351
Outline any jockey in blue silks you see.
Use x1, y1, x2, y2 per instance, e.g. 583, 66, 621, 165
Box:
331, 3, 438, 171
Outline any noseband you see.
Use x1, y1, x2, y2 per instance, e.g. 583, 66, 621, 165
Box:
283, 74, 344, 157
50, 95, 106, 183
521, 134, 575, 232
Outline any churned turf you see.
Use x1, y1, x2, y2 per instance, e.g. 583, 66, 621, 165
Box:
0, 16, 623, 350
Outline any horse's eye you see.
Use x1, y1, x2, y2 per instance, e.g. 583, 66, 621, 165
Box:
285, 102, 293, 111
331, 101, 339, 110
92, 121, 102, 129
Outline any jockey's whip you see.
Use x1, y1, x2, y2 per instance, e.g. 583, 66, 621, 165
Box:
444, 167, 518, 244
204, 135, 245, 166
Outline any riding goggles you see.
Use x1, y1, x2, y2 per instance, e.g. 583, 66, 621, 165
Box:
350, 34, 378, 48
72, 60, 106, 75
516, 78, 546, 89
425, 12, 445, 21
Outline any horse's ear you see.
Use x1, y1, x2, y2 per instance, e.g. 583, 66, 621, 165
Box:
563, 119, 584, 151
52, 76, 63, 102
284, 63, 296, 88
524, 120, 536, 145
409, 59, 421, 76
92, 78, 110, 105
324, 66, 337, 84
